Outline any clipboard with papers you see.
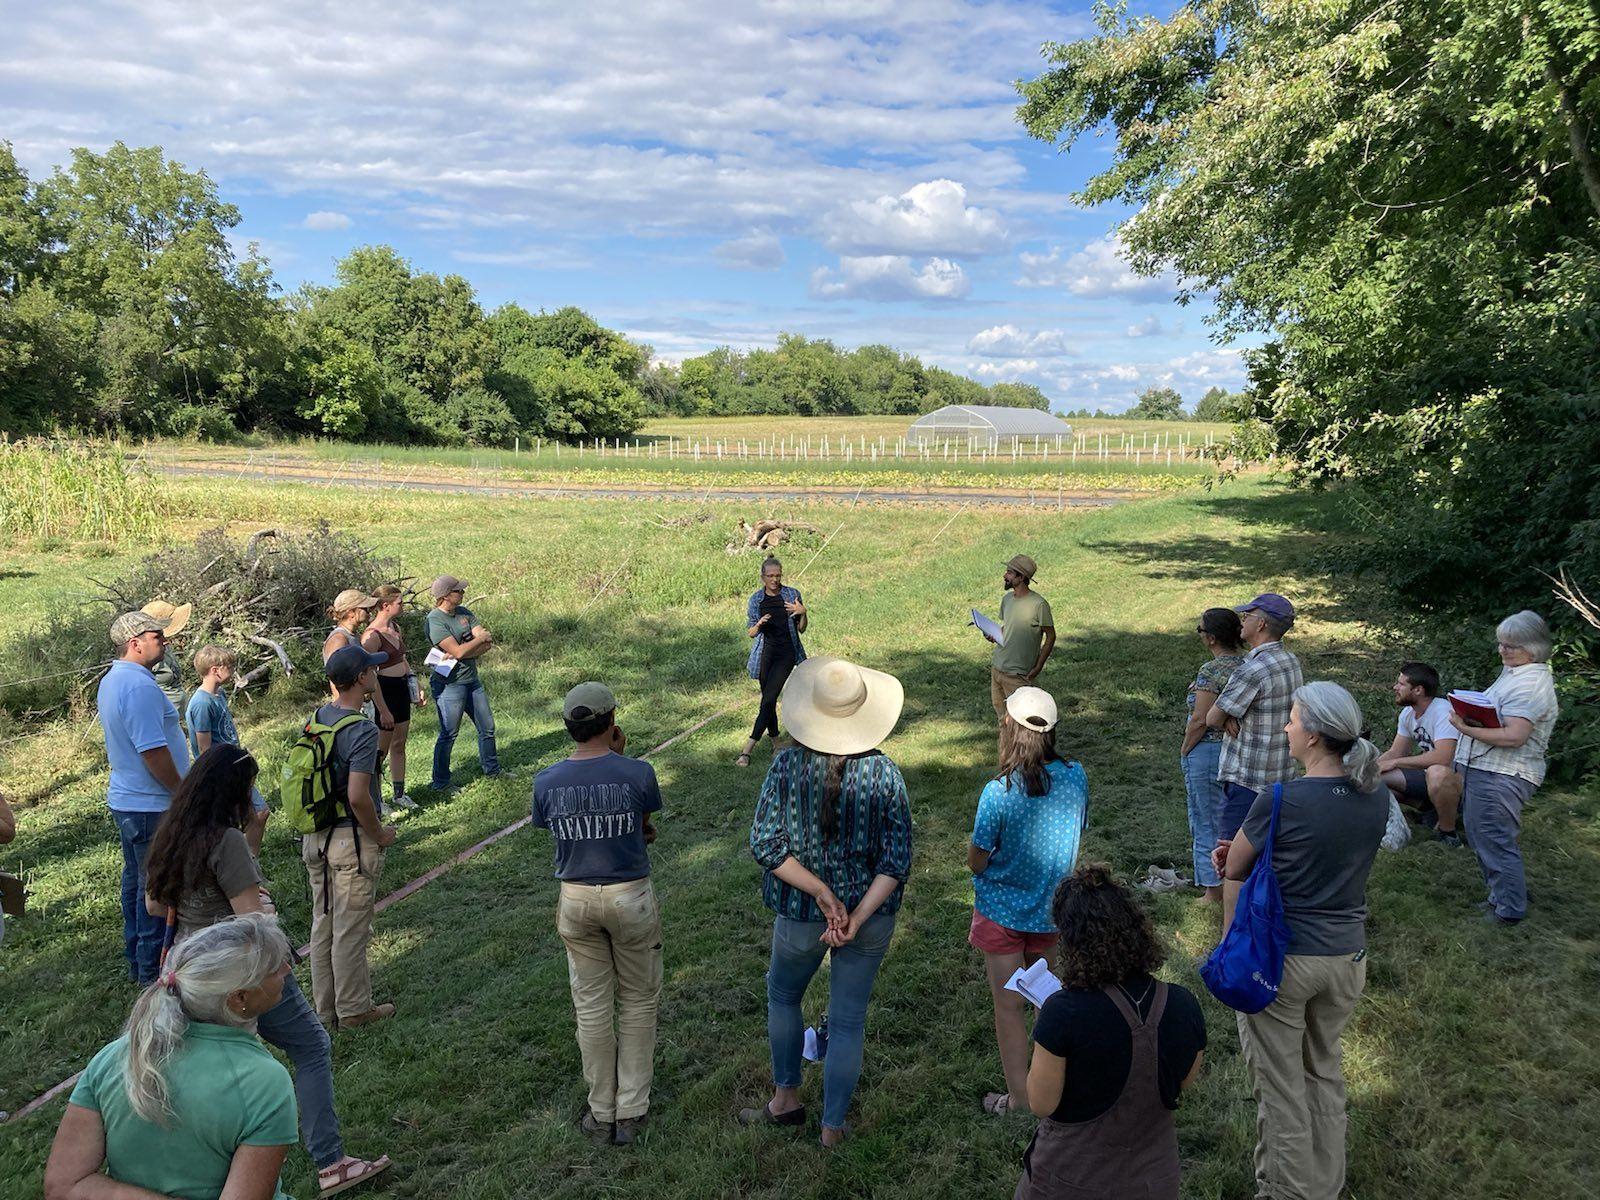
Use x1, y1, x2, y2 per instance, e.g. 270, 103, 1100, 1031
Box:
971, 608, 1005, 646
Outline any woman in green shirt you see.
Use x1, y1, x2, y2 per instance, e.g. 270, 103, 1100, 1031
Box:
44, 913, 299, 1200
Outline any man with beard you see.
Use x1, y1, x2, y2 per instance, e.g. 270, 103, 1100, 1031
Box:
1376, 661, 1461, 845
983, 555, 1056, 722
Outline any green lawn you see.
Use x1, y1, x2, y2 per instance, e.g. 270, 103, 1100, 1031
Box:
2, 478, 1596, 1199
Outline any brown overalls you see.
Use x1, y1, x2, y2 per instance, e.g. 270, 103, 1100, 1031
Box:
1014, 981, 1182, 1200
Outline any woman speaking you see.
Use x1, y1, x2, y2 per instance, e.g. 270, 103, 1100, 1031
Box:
738, 556, 808, 768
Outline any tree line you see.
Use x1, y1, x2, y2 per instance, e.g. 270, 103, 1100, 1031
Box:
0, 142, 1050, 446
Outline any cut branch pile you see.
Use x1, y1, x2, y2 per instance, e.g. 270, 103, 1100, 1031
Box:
726, 519, 821, 555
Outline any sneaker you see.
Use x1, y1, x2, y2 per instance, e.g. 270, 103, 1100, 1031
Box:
340, 1003, 396, 1029
579, 1111, 613, 1144
391, 793, 419, 810
1436, 830, 1461, 847
613, 1115, 647, 1145
1482, 911, 1523, 927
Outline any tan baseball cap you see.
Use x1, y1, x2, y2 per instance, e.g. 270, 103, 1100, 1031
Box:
1003, 554, 1038, 580
330, 588, 379, 614
141, 599, 191, 637
110, 611, 168, 645
430, 575, 467, 600
563, 681, 617, 720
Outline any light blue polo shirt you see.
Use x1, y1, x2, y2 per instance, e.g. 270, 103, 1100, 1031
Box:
98, 659, 190, 813
971, 759, 1089, 933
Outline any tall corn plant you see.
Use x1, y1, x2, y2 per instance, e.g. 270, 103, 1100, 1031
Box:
0, 439, 163, 544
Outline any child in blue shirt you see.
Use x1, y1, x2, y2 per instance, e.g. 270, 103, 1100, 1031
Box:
967, 686, 1088, 1116
186, 645, 269, 855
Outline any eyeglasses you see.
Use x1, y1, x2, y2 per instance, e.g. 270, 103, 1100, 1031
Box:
1496, 642, 1521, 652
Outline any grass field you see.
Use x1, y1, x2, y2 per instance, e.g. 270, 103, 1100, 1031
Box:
2, 475, 1597, 1200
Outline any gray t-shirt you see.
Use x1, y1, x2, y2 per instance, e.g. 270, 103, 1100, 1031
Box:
532, 752, 662, 884
314, 702, 380, 819
169, 828, 263, 941
1242, 776, 1387, 955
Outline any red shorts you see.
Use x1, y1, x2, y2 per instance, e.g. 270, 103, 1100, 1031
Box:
968, 909, 1058, 957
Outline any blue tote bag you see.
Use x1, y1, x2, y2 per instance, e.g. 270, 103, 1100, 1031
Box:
1200, 783, 1290, 1013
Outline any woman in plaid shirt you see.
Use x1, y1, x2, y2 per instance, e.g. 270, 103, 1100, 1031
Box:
741, 657, 911, 1148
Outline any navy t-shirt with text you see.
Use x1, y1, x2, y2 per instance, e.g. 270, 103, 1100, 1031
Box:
531, 751, 662, 884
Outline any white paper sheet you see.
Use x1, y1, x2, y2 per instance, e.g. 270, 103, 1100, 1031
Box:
803, 1026, 823, 1061
423, 646, 457, 676
971, 608, 1005, 646
1004, 959, 1063, 1009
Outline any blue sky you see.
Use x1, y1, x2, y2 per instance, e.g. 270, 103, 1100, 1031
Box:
1, 0, 1246, 412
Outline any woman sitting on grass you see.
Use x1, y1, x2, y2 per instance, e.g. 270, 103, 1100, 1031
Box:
142, 744, 392, 1199
44, 913, 298, 1200
1016, 864, 1206, 1200
968, 686, 1087, 1116
741, 656, 910, 1148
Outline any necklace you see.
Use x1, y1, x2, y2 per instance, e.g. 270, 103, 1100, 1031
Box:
1117, 979, 1155, 1015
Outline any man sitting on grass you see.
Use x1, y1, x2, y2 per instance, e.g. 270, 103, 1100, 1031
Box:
1376, 661, 1461, 845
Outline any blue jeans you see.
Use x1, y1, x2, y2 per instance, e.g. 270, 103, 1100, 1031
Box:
1220, 781, 1259, 842
1181, 742, 1224, 887
113, 810, 166, 984
430, 675, 499, 789
767, 911, 894, 1130
256, 971, 344, 1168
1461, 766, 1533, 921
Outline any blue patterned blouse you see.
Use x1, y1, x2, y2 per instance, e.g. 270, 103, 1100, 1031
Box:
745, 585, 808, 679
749, 747, 913, 922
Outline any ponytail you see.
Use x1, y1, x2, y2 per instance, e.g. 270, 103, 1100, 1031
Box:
1293, 681, 1381, 793
122, 913, 290, 1124
819, 752, 845, 841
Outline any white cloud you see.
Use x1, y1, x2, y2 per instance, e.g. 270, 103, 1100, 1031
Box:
810, 256, 969, 302
302, 210, 352, 231
1125, 315, 1164, 338
967, 324, 1074, 358
820, 179, 1008, 257
714, 231, 785, 271
970, 359, 1039, 380
1016, 231, 1177, 302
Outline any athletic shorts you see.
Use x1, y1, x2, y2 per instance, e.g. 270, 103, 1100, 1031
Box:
968, 909, 1058, 958
378, 673, 413, 725
1397, 767, 1431, 803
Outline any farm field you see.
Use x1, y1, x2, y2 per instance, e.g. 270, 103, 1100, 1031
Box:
2, 474, 1596, 1200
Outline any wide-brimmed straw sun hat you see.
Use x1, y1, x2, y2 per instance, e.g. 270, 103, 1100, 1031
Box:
779, 655, 904, 757
140, 599, 192, 638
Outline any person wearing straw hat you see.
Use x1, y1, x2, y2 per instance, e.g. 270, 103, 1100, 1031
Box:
98, 610, 192, 985
969, 686, 1088, 1118
323, 589, 394, 732
141, 599, 192, 721
984, 555, 1056, 723
741, 656, 912, 1148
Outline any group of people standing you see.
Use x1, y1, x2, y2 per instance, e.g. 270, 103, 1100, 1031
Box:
36, 551, 1563, 1200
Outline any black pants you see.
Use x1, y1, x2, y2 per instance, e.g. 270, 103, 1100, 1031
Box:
751, 648, 797, 740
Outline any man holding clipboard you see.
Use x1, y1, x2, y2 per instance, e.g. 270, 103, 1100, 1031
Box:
979, 555, 1056, 724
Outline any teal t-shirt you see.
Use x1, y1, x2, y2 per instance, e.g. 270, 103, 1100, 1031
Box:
970, 759, 1089, 932
69, 1025, 297, 1200
425, 604, 480, 686
186, 688, 239, 756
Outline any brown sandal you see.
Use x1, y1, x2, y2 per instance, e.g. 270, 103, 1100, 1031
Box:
736, 753, 752, 768
319, 1154, 392, 1197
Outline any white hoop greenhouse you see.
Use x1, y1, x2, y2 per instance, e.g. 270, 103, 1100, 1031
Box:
908, 405, 1073, 450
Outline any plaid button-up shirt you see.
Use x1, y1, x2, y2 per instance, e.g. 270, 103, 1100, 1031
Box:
1453, 662, 1558, 787
1215, 640, 1303, 791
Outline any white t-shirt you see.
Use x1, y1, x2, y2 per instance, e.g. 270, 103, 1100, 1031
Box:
1398, 697, 1456, 754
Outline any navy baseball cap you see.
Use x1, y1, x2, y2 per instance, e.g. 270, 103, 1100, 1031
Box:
1236, 593, 1295, 625
325, 644, 388, 686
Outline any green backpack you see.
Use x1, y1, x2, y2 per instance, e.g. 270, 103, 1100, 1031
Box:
280, 711, 367, 835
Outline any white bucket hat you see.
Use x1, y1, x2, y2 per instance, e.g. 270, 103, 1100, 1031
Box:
779, 656, 904, 756
1005, 686, 1058, 733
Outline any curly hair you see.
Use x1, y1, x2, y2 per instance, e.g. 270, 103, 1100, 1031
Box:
1052, 863, 1166, 989
144, 745, 259, 910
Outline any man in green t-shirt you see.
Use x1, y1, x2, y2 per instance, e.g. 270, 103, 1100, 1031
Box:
425, 574, 500, 791
984, 554, 1056, 721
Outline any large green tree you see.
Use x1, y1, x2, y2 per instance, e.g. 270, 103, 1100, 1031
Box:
1019, 0, 1600, 594
1129, 385, 1184, 421
486, 304, 646, 440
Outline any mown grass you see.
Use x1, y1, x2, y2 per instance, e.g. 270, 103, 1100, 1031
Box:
2, 478, 1596, 1199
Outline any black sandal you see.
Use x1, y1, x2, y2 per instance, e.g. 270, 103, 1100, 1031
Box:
738, 1102, 806, 1127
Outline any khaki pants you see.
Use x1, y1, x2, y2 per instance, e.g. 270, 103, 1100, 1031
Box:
991, 668, 1030, 719
1237, 952, 1367, 1200
301, 826, 385, 1023
557, 877, 663, 1122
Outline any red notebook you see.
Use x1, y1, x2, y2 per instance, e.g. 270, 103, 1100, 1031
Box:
1447, 690, 1502, 729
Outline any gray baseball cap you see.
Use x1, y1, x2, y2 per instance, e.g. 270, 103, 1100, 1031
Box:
563, 681, 617, 720
110, 611, 168, 644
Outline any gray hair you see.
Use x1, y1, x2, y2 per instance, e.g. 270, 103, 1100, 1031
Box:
1262, 613, 1293, 640
1496, 610, 1552, 663
122, 913, 289, 1124
1293, 681, 1380, 792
